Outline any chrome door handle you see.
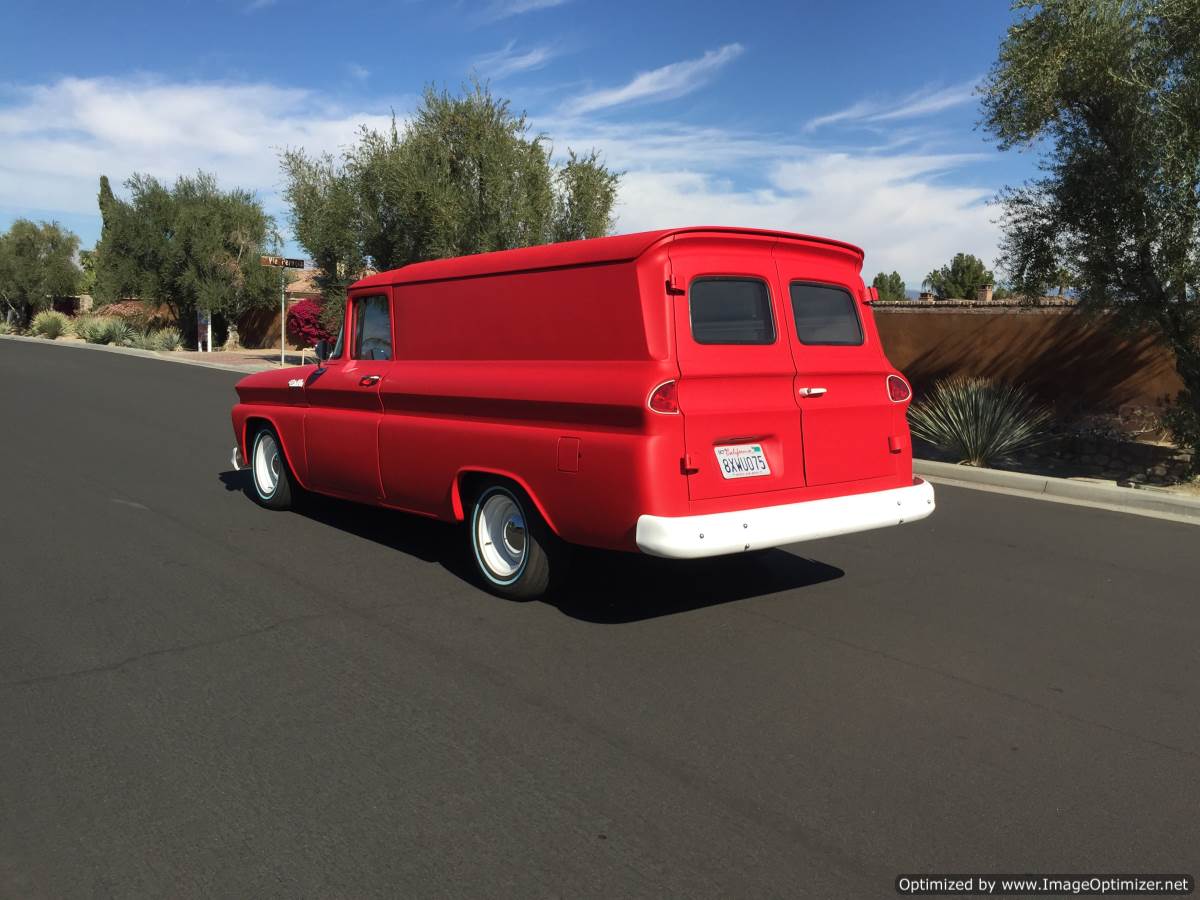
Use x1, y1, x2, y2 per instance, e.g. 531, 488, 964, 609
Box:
358, 375, 381, 387
798, 387, 827, 397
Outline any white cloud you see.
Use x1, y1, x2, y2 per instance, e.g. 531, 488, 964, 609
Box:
0, 76, 398, 236
562, 43, 744, 115
472, 41, 557, 80
805, 80, 980, 132
539, 117, 1000, 283
480, 0, 569, 22
0, 74, 1002, 282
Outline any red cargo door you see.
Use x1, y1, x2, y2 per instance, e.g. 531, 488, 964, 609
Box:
670, 239, 808, 501
773, 250, 897, 487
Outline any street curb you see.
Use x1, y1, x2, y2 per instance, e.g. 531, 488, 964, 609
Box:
915, 458, 1200, 524
0, 333, 273, 375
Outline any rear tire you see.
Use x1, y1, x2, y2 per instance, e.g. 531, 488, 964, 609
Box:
249, 425, 295, 511
469, 482, 564, 599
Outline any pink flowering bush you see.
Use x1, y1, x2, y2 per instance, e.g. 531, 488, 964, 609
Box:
286, 299, 332, 347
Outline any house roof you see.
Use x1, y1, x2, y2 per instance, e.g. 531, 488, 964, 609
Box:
350, 227, 864, 290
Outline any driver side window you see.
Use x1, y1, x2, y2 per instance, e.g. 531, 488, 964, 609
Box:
351, 295, 392, 361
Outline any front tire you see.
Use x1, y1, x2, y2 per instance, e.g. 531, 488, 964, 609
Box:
249, 426, 295, 510
469, 483, 564, 599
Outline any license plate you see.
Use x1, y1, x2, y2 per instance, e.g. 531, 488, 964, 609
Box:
714, 443, 771, 479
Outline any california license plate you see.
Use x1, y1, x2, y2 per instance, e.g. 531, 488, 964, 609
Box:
714, 443, 771, 479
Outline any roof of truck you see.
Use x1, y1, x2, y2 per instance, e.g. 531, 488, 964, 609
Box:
350, 226, 864, 290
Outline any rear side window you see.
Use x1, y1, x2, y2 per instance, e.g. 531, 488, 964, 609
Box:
789, 282, 863, 345
690, 278, 775, 345
352, 295, 392, 360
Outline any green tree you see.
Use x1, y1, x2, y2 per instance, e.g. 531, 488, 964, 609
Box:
872, 271, 907, 301
923, 253, 995, 300
93, 172, 277, 340
281, 82, 621, 330
981, 0, 1200, 461
78, 247, 98, 297
0, 219, 81, 325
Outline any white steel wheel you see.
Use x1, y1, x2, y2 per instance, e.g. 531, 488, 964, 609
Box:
250, 427, 294, 510
469, 484, 562, 599
474, 490, 528, 583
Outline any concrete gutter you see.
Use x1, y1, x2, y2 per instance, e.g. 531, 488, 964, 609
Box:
0, 333, 274, 374
915, 458, 1200, 525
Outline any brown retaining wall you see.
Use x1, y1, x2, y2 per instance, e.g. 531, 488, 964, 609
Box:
874, 303, 1183, 415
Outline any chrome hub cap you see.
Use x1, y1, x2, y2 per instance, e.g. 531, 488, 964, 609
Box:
476, 492, 527, 581
253, 433, 281, 497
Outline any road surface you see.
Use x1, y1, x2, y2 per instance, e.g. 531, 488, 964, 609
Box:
2, 339, 1197, 897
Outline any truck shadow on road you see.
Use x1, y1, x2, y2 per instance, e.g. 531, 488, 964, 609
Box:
220, 471, 844, 623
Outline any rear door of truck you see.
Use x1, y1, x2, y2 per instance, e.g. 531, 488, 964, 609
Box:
773, 246, 899, 486
670, 238, 808, 501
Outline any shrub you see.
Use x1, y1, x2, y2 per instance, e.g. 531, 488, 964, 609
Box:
30, 310, 70, 339
71, 315, 106, 343
126, 331, 155, 350
73, 315, 133, 345
151, 327, 182, 351
0, 319, 18, 335
286, 299, 332, 347
99, 318, 135, 346
908, 377, 1052, 467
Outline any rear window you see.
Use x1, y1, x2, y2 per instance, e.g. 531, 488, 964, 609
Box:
789, 282, 863, 345
689, 278, 775, 345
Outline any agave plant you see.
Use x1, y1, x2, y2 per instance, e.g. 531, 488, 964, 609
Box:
30, 310, 70, 340
151, 327, 182, 351
98, 317, 135, 346
908, 377, 1052, 467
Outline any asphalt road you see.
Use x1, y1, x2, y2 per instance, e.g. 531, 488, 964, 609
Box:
2, 339, 1198, 898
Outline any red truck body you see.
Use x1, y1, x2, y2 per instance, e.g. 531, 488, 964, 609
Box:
231, 226, 934, 590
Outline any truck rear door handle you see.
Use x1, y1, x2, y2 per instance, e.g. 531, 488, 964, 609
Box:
359, 375, 381, 387
798, 387, 827, 397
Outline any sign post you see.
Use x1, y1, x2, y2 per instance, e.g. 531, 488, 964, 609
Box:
260, 255, 304, 366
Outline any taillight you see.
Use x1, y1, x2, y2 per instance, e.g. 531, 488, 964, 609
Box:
648, 380, 680, 414
887, 375, 911, 402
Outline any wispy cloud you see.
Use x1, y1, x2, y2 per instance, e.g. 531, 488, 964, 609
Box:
0, 76, 398, 233
472, 41, 557, 80
540, 115, 998, 282
480, 0, 569, 22
562, 43, 744, 116
347, 63, 370, 82
0, 73, 1002, 283
804, 79, 980, 132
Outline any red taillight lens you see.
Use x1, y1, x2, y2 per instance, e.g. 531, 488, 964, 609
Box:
887, 375, 911, 402
648, 380, 680, 414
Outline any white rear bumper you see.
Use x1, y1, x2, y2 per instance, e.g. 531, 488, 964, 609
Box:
635, 479, 936, 559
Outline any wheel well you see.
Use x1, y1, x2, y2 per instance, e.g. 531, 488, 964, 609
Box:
453, 470, 559, 536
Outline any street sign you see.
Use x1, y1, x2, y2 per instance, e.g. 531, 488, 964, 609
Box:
260, 255, 304, 268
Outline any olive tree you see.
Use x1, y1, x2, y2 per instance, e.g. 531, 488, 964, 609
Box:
982, 0, 1200, 461
281, 82, 620, 330
0, 220, 81, 325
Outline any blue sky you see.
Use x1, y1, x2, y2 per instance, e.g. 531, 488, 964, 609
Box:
0, 0, 1036, 286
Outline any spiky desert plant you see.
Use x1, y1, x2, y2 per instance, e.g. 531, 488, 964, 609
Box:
151, 327, 182, 351
0, 319, 18, 335
908, 377, 1052, 467
98, 317, 135, 346
30, 310, 70, 339
72, 314, 107, 343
